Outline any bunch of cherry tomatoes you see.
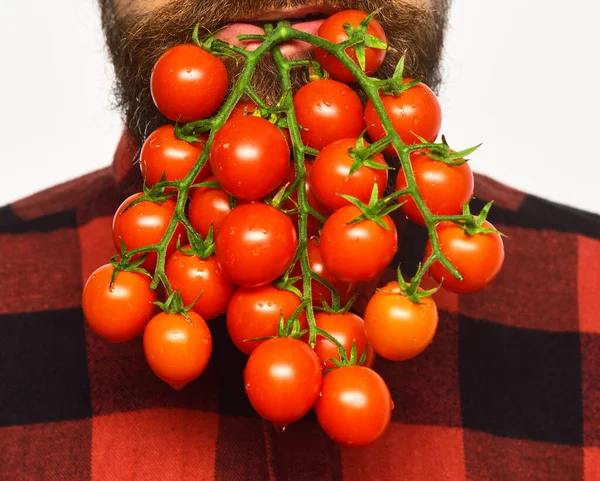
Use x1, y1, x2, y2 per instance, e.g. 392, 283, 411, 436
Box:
82, 10, 505, 447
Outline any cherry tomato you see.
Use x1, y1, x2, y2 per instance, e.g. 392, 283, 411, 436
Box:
215, 203, 298, 287
112, 193, 187, 270
364, 281, 438, 360
315, 366, 393, 447
426, 220, 505, 294
151, 44, 228, 122
244, 337, 322, 426
165, 249, 236, 321
210, 116, 290, 200
140, 125, 210, 189
188, 176, 232, 238
307, 312, 370, 370
396, 152, 474, 225
315, 10, 387, 83
82, 264, 156, 343
293, 79, 364, 150
365, 80, 442, 155
291, 238, 355, 308
281, 161, 329, 237
227, 285, 307, 355
311, 138, 388, 212
320, 205, 398, 282
143, 311, 212, 390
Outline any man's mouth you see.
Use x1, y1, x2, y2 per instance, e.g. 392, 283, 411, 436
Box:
215, 5, 340, 59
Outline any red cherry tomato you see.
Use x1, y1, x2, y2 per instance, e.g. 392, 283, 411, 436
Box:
112, 193, 187, 270
291, 238, 355, 308
165, 250, 236, 321
82, 264, 156, 343
315, 366, 393, 447
210, 116, 290, 200
215, 203, 298, 287
140, 125, 210, 189
227, 285, 307, 355
396, 152, 474, 225
143, 311, 212, 390
151, 44, 228, 122
293, 79, 365, 150
244, 337, 322, 426
188, 176, 232, 238
365, 80, 442, 155
426, 220, 505, 294
311, 138, 388, 212
364, 282, 438, 361
307, 312, 371, 370
315, 10, 387, 83
320, 205, 398, 282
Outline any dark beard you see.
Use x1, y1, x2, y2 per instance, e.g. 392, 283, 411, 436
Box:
100, 0, 449, 147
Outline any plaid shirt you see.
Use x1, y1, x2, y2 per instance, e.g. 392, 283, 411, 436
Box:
1, 134, 599, 481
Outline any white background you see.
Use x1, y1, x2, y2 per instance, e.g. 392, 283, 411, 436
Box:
0, 0, 598, 213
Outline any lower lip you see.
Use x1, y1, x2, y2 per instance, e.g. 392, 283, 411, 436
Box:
214, 19, 325, 58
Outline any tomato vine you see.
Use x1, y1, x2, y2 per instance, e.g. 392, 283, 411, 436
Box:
113, 17, 491, 349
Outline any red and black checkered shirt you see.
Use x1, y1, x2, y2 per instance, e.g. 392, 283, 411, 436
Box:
1, 134, 599, 481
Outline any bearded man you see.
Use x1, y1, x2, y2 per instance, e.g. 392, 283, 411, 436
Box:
0, 1, 598, 480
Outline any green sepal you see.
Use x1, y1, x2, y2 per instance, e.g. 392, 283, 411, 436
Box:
228, 194, 237, 210
454, 201, 506, 237
339, 183, 396, 231
363, 34, 387, 50
108, 242, 152, 289
348, 342, 359, 365
347, 131, 393, 177
320, 293, 358, 315
395, 264, 440, 305
358, 346, 368, 366
153, 290, 199, 322
178, 224, 215, 259
354, 42, 367, 71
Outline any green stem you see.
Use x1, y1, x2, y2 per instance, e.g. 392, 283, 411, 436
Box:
270, 38, 321, 346
314, 327, 348, 361
355, 136, 393, 159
